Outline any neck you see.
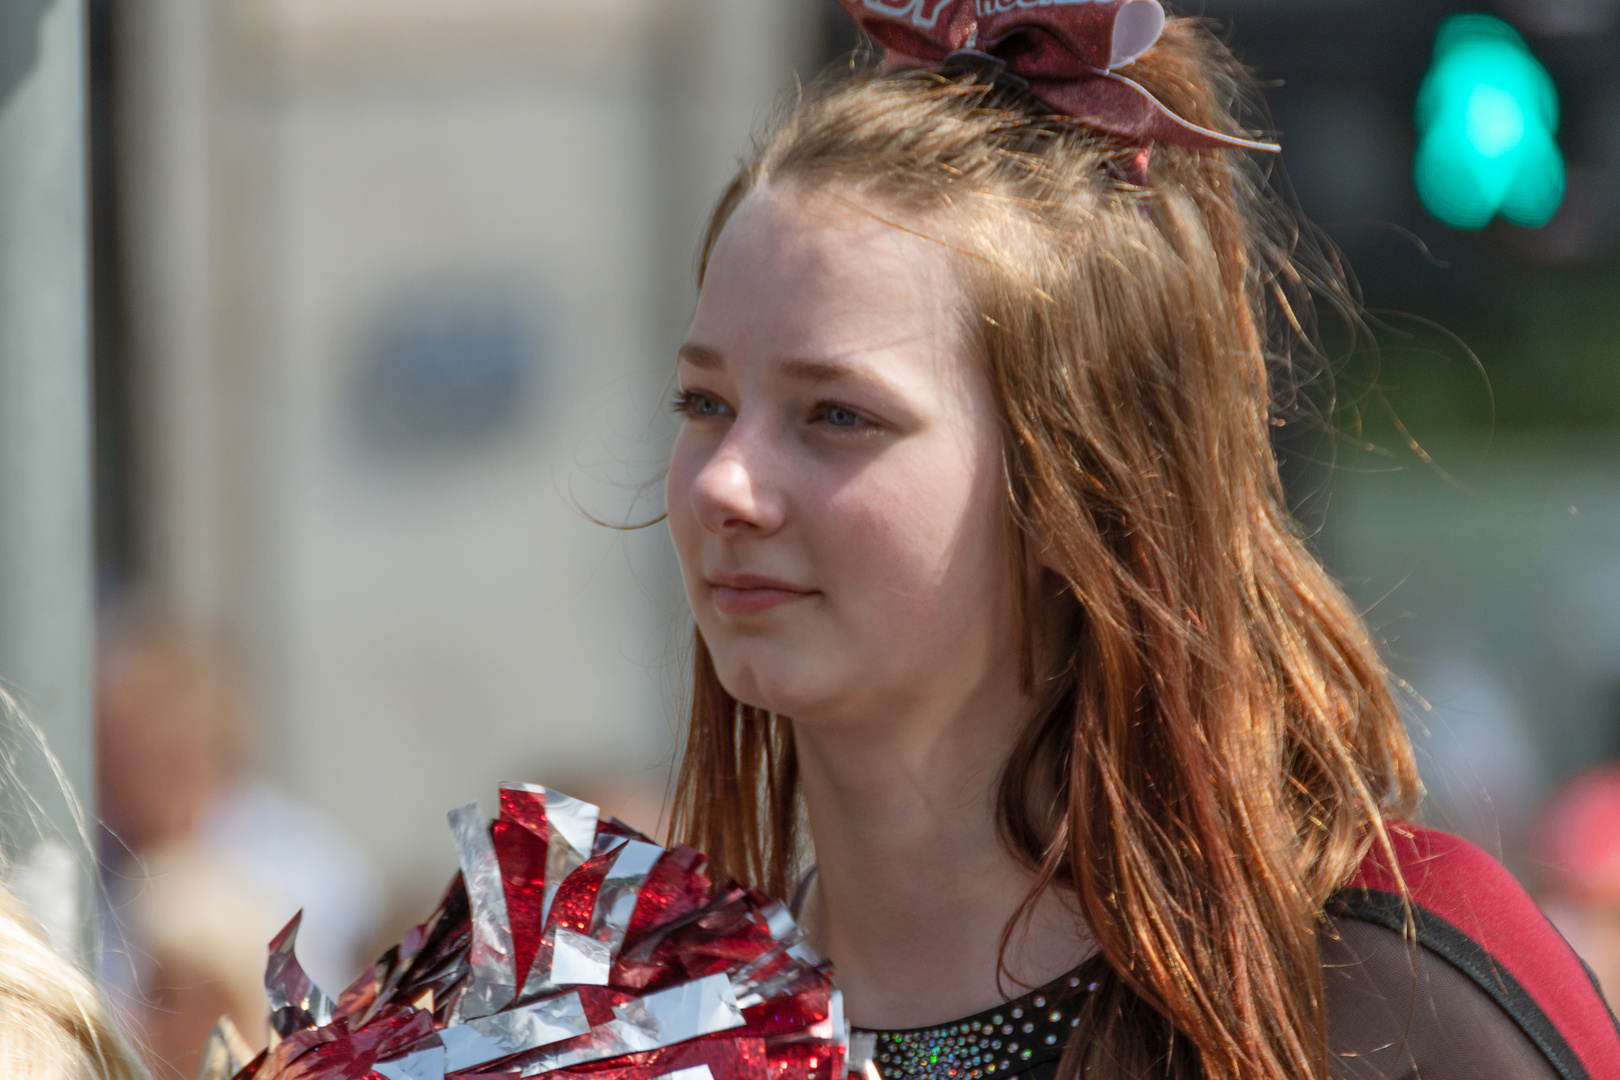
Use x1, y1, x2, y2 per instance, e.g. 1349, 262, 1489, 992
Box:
793, 680, 1093, 1029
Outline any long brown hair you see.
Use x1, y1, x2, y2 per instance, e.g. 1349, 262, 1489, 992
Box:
670, 18, 1421, 1080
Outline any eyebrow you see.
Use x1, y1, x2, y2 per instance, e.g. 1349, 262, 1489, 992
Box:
677, 343, 722, 370
677, 345, 861, 386
780, 358, 858, 384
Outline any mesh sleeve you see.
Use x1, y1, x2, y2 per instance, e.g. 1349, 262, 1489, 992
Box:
1323, 916, 1563, 1079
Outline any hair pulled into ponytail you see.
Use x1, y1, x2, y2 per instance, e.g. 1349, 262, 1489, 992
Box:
672, 17, 1421, 1080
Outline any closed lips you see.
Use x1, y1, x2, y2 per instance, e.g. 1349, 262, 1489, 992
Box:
708, 573, 810, 592
708, 574, 816, 614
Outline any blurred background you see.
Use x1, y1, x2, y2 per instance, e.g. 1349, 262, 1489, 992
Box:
4, 0, 1617, 1072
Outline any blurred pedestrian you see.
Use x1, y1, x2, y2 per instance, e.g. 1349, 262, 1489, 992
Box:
96, 613, 382, 1077
1539, 765, 1620, 1001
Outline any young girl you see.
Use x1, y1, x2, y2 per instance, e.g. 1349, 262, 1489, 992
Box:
661, 2, 1619, 1078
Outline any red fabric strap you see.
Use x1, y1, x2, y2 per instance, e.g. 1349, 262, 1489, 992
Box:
1350, 824, 1620, 1079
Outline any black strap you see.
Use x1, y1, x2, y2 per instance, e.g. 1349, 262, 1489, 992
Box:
1328, 887, 1613, 1080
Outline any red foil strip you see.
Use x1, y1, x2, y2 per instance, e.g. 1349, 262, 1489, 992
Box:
498, 787, 551, 843
765, 1039, 845, 1080
546, 849, 617, 942
619, 848, 712, 952
549, 1034, 767, 1080
262, 1010, 436, 1080
493, 819, 551, 981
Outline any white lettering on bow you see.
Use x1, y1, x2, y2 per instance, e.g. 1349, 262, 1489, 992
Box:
862, 0, 959, 30
976, 0, 1109, 14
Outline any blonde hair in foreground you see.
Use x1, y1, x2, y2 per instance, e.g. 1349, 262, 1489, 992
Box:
672, 16, 1422, 1080
0, 883, 148, 1080
0, 688, 149, 1080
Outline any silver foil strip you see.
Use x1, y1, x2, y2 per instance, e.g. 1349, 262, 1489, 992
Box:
549, 927, 613, 985
787, 941, 823, 965
757, 900, 799, 943
827, 988, 849, 1054
440, 990, 591, 1073
545, 839, 664, 987
543, 787, 601, 858
727, 917, 826, 1009
518, 788, 607, 998
847, 1029, 877, 1080
616, 973, 743, 1042
541, 787, 601, 923
448, 802, 517, 1019
373, 1043, 446, 1080
593, 840, 664, 942
265, 911, 334, 1036
730, 959, 803, 1011
655, 1067, 716, 1080
519, 973, 745, 1076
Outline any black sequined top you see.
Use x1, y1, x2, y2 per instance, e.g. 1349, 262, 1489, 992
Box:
848, 914, 1577, 1080
828, 822, 1616, 1080
851, 969, 1091, 1080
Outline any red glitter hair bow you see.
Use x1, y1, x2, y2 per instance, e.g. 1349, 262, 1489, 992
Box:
834, 0, 1279, 159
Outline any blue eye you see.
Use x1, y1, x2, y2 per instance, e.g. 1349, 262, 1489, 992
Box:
672, 390, 726, 419
823, 404, 863, 429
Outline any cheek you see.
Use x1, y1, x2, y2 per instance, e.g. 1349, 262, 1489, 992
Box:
665, 434, 705, 572
819, 446, 1010, 625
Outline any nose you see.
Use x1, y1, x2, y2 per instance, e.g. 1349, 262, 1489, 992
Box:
688, 429, 786, 538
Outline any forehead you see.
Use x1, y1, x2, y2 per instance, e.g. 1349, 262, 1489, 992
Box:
689, 183, 969, 363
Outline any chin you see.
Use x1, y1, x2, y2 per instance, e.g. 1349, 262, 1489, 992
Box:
710, 646, 836, 719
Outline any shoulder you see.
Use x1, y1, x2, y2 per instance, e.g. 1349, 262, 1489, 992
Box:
1326, 823, 1620, 1080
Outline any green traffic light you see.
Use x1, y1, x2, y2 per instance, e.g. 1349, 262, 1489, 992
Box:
1415, 14, 1565, 230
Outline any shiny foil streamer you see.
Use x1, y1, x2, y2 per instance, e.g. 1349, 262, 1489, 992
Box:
266, 912, 335, 1038
332, 943, 394, 1024
395, 881, 475, 1027
756, 903, 798, 944
766, 1038, 847, 1080
557, 1038, 763, 1080
440, 991, 591, 1073
499, 784, 551, 842
262, 1007, 435, 1080
494, 818, 551, 984
542, 789, 601, 923
654, 1065, 714, 1080
514, 974, 745, 1076
739, 974, 831, 1035
594, 842, 665, 943
597, 817, 655, 844
524, 846, 614, 997
550, 840, 664, 987
373, 1043, 446, 1080
552, 928, 614, 986
450, 802, 519, 1018
235, 786, 844, 1080
617, 848, 711, 962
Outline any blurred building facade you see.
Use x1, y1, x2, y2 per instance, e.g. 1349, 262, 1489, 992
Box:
108, 0, 821, 939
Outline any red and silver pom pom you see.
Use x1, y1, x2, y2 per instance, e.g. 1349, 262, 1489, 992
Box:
218, 784, 846, 1080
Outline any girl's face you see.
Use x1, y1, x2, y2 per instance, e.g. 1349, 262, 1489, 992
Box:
667, 185, 1022, 728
